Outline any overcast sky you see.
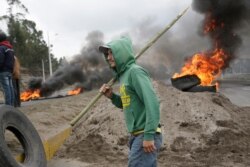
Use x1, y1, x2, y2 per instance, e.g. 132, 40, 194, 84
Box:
1, 0, 195, 60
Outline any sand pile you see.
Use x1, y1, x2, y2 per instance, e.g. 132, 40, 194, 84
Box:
19, 90, 99, 139
48, 81, 250, 167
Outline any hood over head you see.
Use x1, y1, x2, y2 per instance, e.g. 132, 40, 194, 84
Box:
99, 36, 136, 75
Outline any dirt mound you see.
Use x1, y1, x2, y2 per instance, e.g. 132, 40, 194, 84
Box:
50, 81, 250, 166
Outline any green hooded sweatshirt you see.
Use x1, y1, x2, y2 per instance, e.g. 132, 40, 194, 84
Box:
104, 36, 160, 141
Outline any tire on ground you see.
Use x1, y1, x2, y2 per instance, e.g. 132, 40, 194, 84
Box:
0, 105, 47, 167
171, 74, 201, 91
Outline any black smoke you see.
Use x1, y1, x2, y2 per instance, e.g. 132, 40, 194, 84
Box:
40, 63, 86, 96
126, 14, 208, 75
27, 2, 250, 96
27, 77, 43, 90
192, 0, 250, 67
27, 31, 113, 97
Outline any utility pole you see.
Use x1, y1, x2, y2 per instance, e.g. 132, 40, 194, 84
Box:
42, 59, 45, 81
47, 32, 53, 76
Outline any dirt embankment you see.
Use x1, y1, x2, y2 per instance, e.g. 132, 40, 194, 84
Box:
18, 81, 250, 167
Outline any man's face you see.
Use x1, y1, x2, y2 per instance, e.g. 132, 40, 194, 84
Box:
105, 49, 116, 68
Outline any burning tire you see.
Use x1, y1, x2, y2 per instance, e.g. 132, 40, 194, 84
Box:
0, 105, 47, 167
171, 74, 201, 91
171, 74, 217, 93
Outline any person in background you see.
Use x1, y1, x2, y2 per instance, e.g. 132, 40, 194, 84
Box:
13, 56, 21, 107
0, 31, 15, 106
99, 36, 162, 167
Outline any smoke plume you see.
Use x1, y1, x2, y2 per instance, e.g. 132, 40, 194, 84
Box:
27, 2, 250, 96
192, 0, 250, 67
28, 31, 113, 97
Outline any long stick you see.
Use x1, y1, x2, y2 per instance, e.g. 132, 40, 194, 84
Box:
70, 7, 189, 126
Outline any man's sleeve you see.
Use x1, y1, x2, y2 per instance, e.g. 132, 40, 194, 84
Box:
130, 68, 160, 141
110, 93, 123, 109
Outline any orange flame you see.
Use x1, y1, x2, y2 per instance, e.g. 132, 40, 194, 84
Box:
173, 14, 228, 87
20, 89, 41, 101
173, 48, 228, 86
67, 88, 83, 95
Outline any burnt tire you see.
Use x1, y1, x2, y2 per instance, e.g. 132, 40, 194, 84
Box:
171, 74, 201, 91
0, 105, 47, 167
186, 85, 217, 92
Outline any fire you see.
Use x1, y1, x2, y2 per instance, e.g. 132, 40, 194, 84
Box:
20, 89, 41, 101
203, 15, 225, 34
67, 88, 83, 95
173, 48, 228, 86
173, 13, 228, 87
204, 19, 216, 34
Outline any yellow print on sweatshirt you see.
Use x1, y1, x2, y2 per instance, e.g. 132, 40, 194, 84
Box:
120, 84, 130, 108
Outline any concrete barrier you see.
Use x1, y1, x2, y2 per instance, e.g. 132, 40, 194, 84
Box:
15, 125, 72, 162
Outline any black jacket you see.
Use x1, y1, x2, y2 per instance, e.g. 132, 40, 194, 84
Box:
0, 44, 14, 73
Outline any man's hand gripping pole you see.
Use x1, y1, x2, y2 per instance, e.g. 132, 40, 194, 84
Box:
70, 6, 190, 126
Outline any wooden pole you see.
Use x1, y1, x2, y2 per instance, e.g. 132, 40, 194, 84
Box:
70, 7, 190, 126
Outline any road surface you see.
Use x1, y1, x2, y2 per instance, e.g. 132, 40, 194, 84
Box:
218, 80, 250, 107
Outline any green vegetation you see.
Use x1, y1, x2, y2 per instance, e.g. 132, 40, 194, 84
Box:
0, 0, 63, 75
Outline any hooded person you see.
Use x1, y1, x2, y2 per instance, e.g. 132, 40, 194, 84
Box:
99, 36, 162, 167
0, 31, 15, 106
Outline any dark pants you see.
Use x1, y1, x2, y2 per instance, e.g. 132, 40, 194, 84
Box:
13, 78, 21, 107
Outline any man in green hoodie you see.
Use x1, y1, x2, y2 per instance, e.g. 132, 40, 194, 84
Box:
99, 36, 162, 167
